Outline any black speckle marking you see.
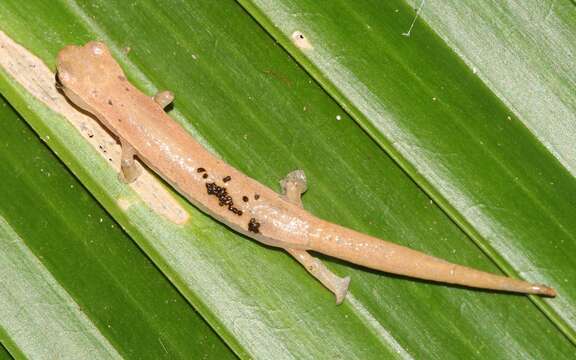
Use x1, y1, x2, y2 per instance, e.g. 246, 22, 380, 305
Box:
248, 218, 261, 233
118, 75, 126, 81
125, 87, 130, 92
197, 167, 206, 173
206, 182, 243, 216
88, 134, 94, 138
223, 176, 231, 183
242, 196, 249, 202
108, 100, 113, 105
254, 194, 260, 200
206, 183, 231, 206
202, 173, 208, 179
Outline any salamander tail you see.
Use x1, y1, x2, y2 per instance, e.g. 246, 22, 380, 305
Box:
308, 220, 556, 297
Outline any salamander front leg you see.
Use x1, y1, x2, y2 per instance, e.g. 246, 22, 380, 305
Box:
118, 140, 141, 183
154, 90, 174, 109
280, 170, 351, 304
118, 91, 172, 184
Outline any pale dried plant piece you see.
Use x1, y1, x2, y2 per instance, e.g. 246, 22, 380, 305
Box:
0, 30, 188, 224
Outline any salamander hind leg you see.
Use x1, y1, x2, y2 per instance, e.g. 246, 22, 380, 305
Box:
118, 140, 141, 183
280, 169, 307, 206
287, 248, 350, 304
280, 169, 351, 304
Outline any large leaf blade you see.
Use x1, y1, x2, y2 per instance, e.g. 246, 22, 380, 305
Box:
0, 0, 574, 358
0, 216, 122, 359
404, 0, 576, 174
0, 98, 234, 358
239, 0, 576, 340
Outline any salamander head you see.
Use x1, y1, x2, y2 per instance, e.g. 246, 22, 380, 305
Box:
56, 42, 124, 110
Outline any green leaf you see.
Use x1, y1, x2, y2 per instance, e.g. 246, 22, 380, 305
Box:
0, 344, 12, 360
0, 99, 234, 358
404, 0, 576, 172
239, 0, 576, 340
0, 0, 574, 358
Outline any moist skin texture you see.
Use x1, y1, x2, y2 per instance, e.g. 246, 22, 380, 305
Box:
56, 42, 556, 302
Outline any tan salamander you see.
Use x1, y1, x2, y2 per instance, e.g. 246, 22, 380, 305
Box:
56, 42, 556, 303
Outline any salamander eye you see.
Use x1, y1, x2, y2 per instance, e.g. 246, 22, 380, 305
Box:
57, 70, 70, 83
91, 42, 105, 56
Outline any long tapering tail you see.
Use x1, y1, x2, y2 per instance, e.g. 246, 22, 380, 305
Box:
308, 220, 556, 297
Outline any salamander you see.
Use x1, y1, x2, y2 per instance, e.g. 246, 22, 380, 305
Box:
56, 42, 556, 303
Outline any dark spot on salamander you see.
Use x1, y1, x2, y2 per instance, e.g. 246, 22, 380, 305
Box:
125, 87, 130, 92
108, 100, 113, 105
254, 194, 260, 200
242, 196, 249, 202
248, 218, 261, 233
202, 173, 208, 179
206, 182, 243, 216
206, 183, 231, 206
88, 134, 94, 138
118, 75, 126, 81
197, 167, 206, 173
223, 176, 231, 182
230, 207, 243, 216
